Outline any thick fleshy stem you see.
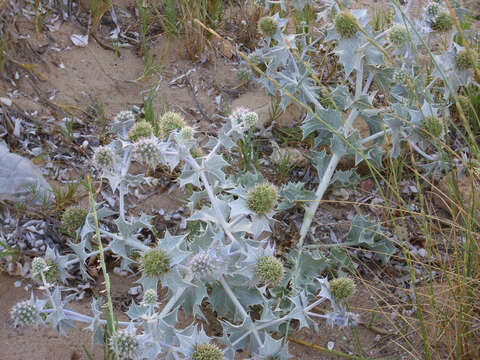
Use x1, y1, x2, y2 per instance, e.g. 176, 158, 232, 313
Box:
220, 276, 262, 345
284, 60, 365, 340
298, 59, 364, 248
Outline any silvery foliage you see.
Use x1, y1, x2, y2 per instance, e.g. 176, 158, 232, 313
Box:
248, 0, 473, 169
13, 108, 359, 359
11, 1, 476, 358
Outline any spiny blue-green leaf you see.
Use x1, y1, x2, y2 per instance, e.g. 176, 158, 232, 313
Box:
278, 182, 316, 211
301, 108, 342, 145
330, 169, 360, 187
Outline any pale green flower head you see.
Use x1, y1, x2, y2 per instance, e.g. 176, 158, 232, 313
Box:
159, 111, 185, 138
330, 277, 356, 302
389, 25, 409, 46
430, 12, 453, 32
93, 145, 114, 170
255, 256, 284, 286
128, 120, 153, 142
11, 300, 40, 328
62, 206, 88, 232
135, 138, 161, 165
109, 329, 140, 360
258, 16, 278, 37
140, 248, 171, 278
335, 12, 358, 38
247, 183, 278, 215
192, 343, 224, 360
455, 50, 475, 70
142, 289, 158, 306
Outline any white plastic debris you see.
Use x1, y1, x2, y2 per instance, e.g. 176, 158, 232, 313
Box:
0, 97, 12, 106
70, 33, 89, 47
0, 141, 53, 204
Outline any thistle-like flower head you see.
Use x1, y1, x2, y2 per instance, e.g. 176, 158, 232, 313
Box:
255, 256, 284, 287
192, 343, 224, 360
244, 112, 259, 129
230, 107, 250, 127
114, 110, 136, 124
93, 145, 115, 170
31, 257, 48, 275
62, 206, 88, 232
422, 115, 444, 138
247, 183, 278, 215
135, 138, 161, 165
140, 248, 171, 278
180, 126, 194, 141
159, 111, 185, 138
109, 328, 140, 360
335, 12, 358, 39
142, 289, 157, 306
189, 251, 216, 280
329, 277, 356, 302
455, 50, 475, 71
426, 2, 440, 18
128, 120, 153, 142
258, 16, 278, 37
32, 257, 58, 283
430, 12, 453, 32
393, 69, 408, 84
389, 25, 409, 46
11, 299, 40, 328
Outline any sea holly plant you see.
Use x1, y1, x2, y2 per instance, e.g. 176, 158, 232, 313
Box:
11, 108, 361, 359
9, 0, 478, 359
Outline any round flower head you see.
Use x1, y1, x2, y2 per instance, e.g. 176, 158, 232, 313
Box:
93, 145, 114, 170
389, 25, 409, 46
335, 12, 358, 39
32, 257, 48, 275
114, 110, 136, 124
426, 2, 440, 18
192, 343, 224, 360
109, 329, 140, 360
430, 12, 453, 32
329, 277, 356, 302
190, 252, 216, 280
142, 289, 157, 306
457, 95, 474, 118
258, 16, 278, 37
62, 206, 88, 232
247, 183, 278, 215
190, 147, 204, 158
140, 248, 170, 278
255, 256, 284, 287
11, 300, 40, 328
135, 138, 161, 165
244, 112, 258, 129
159, 111, 185, 138
128, 120, 153, 142
230, 107, 249, 127
180, 126, 194, 141
393, 69, 408, 84
32, 257, 58, 283
422, 115, 443, 138
455, 50, 475, 70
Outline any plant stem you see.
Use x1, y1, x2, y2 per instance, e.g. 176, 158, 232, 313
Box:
87, 177, 117, 338
220, 276, 262, 345
184, 152, 238, 245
